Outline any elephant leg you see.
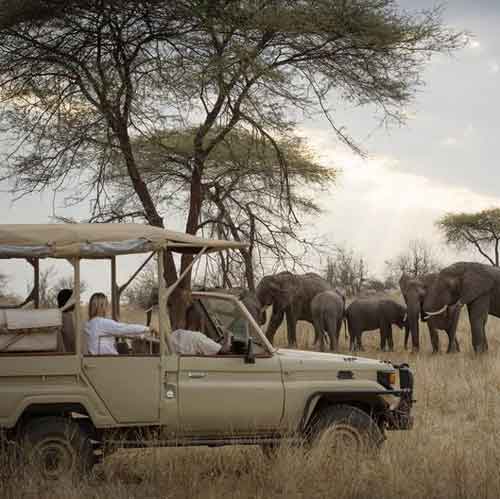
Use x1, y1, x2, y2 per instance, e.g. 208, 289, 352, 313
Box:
467, 296, 490, 353
285, 308, 297, 347
379, 322, 392, 352
266, 309, 285, 345
312, 317, 325, 352
446, 331, 459, 354
446, 304, 461, 354
357, 331, 364, 352
325, 316, 339, 352
427, 324, 440, 353
332, 317, 343, 352
349, 327, 359, 352
380, 328, 386, 351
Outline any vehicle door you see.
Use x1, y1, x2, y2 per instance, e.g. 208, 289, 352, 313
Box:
82, 338, 161, 424
176, 295, 284, 436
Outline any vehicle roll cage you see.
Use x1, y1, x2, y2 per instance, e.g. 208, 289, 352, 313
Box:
0, 223, 248, 357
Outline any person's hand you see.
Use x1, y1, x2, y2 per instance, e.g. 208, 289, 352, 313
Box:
219, 330, 233, 353
149, 327, 158, 337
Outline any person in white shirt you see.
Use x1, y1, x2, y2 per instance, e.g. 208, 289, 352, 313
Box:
170, 303, 232, 356
84, 292, 153, 355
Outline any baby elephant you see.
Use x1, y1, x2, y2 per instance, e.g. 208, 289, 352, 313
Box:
311, 290, 345, 352
346, 298, 408, 352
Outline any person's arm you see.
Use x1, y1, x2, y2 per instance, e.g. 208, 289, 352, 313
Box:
218, 330, 232, 354
99, 318, 149, 337
194, 332, 226, 356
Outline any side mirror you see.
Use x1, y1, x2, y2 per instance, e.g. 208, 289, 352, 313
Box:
245, 338, 256, 364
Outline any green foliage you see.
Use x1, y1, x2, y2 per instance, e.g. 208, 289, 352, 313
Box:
109, 127, 335, 216
0, 0, 463, 202
437, 208, 500, 266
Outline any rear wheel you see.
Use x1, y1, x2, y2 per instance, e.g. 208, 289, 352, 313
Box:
306, 404, 384, 454
22, 416, 95, 480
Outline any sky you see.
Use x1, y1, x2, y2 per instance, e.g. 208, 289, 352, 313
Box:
1, 0, 500, 296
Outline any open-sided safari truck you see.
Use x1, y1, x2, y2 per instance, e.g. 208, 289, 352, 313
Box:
0, 224, 414, 480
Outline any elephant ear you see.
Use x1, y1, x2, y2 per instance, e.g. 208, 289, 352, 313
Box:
268, 281, 290, 308
459, 268, 494, 305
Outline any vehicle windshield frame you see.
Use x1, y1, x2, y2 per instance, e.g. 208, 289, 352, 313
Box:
191, 291, 275, 354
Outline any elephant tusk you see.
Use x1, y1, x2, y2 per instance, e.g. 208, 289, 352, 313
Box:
402, 313, 407, 323
424, 304, 448, 319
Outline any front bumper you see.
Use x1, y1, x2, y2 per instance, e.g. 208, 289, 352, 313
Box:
385, 364, 414, 430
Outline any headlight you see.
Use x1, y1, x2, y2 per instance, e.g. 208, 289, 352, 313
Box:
377, 370, 396, 388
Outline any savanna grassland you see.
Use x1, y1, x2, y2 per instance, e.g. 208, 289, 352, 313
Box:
3, 310, 500, 499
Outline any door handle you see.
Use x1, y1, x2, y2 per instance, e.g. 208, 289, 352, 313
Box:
83, 363, 97, 370
188, 371, 207, 379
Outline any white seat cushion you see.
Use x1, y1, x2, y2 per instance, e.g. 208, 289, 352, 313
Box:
3, 309, 62, 331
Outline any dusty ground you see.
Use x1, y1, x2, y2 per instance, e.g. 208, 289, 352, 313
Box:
2, 309, 500, 499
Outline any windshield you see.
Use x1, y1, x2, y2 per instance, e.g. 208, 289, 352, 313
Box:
195, 295, 268, 351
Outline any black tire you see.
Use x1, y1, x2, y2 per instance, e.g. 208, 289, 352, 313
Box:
306, 404, 384, 454
22, 416, 95, 480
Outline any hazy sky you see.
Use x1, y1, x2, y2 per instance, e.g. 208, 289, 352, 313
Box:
1, 0, 499, 296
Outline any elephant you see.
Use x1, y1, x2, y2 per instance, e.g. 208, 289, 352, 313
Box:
423, 262, 500, 353
310, 290, 346, 352
400, 273, 461, 353
256, 272, 332, 346
346, 298, 408, 352
146, 287, 265, 327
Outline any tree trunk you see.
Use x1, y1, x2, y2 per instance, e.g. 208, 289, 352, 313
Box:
242, 250, 256, 292
180, 163, 204, 287
117, 129, 178, 282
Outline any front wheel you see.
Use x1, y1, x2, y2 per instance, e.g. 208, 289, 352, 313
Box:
22, 416, 95, 480
306, 404, 384, 454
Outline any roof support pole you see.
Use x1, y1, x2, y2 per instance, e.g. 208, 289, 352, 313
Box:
111, 256, 119, 320
71, 257, 81, 357
157, 249, 170, 356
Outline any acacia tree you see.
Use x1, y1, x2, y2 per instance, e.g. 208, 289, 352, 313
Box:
437, 209, 500, 266
0, 0, 463, 298
104, 128, 335, 290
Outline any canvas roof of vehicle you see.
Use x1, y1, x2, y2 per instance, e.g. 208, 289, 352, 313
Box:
0, 224, 247, 258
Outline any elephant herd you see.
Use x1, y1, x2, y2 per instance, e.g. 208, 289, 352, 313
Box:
255, 261, 500, 354
146, 261, 500, 354
255, 271, 413, 353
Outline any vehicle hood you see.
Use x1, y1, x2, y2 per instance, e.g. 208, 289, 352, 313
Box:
275, 348, 395, 373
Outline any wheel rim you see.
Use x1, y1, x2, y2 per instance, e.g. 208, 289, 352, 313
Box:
32, 438, 76, 480
318, 423, 365, 453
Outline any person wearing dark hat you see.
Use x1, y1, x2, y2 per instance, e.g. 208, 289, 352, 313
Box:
57, 288, 75, 352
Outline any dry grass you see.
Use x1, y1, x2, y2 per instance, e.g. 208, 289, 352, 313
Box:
3, 312, 500, 499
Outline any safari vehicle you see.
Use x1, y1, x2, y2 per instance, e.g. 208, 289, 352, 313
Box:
0, 224, 414, 479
